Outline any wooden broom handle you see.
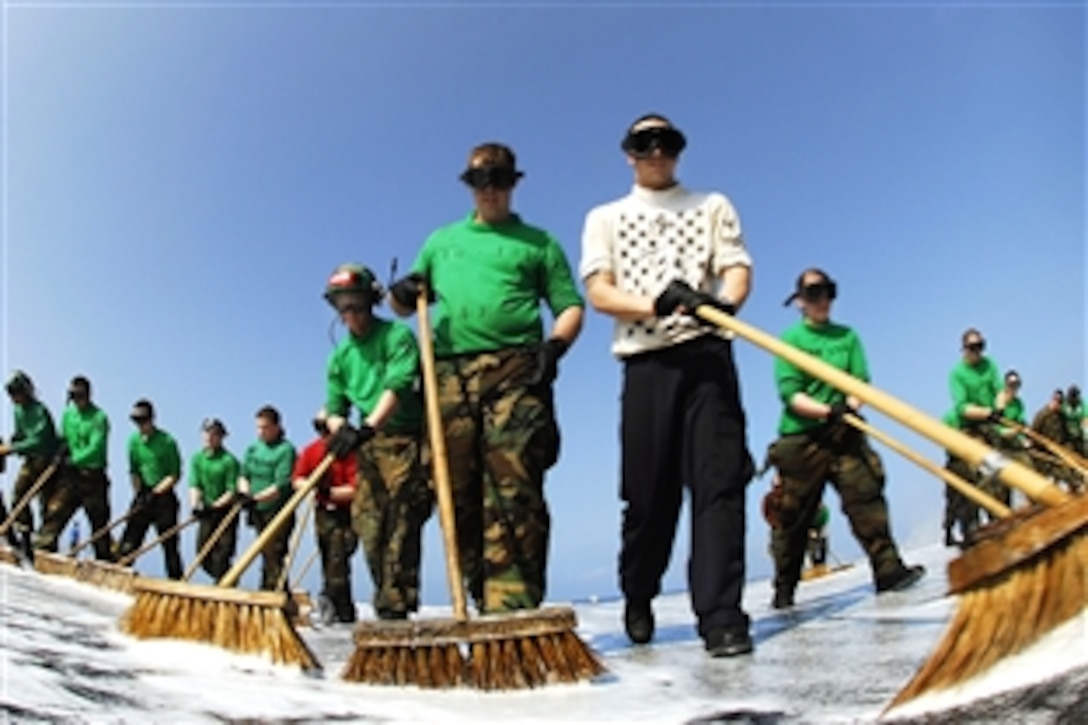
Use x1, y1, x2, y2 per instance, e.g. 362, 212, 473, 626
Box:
694, 304, 1070, 508
116, 513, 199, 567
290, 547, 321, 591
1000, 417, 1088, 477
844, 413, 1012, 518
182, 500, 244, 582
418, 286, 469, 621
0, 458, 60, 536
217, 454, 334, 589
276, 493, 316, 591
70, 506, 141, 556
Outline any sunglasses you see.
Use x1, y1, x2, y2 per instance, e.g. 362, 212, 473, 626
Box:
800, 281, 837, 302
337, 303, 369, 315
130, 415, 151, 424
1007, 379, 1021, 387
459, 165, 521, 191
965, 341, 986, 352
622, 127, 687, 159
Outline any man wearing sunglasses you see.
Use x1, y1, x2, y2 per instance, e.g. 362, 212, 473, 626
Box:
580, 114, 755, 657
118, 399, 184, 578
387, 143, 584, 615
767, 269, 924, 610
320, 263, 431, 621
35, 376, 114, 560
941, 328, 1007, 548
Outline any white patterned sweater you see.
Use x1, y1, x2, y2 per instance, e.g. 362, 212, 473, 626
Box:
579, 184, 753, 358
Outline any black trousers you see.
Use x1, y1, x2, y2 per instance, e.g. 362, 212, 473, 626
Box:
620, 335, 753, 636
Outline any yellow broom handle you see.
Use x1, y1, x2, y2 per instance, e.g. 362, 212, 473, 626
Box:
844, 413, 1012, 518
116, 513, 199, 567
291, 547, 321, 591
276, 493, 316, 591
0, 459, 60, 536
182, 501, 244, 582
695, 305, 1070, 508
1001, 418, 1088, 476
70, 506, 141, 556
418, 286, 469, 621
217, 454, 334, 589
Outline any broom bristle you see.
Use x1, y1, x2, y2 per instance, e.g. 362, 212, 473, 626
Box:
33, 552, 77, 577
341, 607, 605, 690
889, 525, 1088, 710
120, 583, 321, 671
0, 546, 21, 566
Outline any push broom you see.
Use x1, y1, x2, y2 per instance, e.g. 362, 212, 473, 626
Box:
342, 287, 604, 690
689, 302, 1087, 708
1000, 417, 1088, 479
34, 505, 142, 578
0, 458, 61, 566
81, 513, 200, 593
119, 461, 333, 670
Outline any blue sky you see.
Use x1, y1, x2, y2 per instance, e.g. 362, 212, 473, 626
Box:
2, 2, 1084, 605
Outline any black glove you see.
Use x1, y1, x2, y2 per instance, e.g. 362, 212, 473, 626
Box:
389, 273, 435, 309
133, 486, 154, 509
988, 408, 1006, 424
653, 280, 735, 322
193, 503, 212, 520
236, 491, 257, 512
826, 401, 852, 425
327, 422, 376, 460
529, 338, 569, 385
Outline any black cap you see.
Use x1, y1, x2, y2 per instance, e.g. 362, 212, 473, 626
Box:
783, 268, 835, 306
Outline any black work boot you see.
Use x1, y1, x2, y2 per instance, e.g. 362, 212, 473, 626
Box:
772, 588, 795, 610
623, 599, 655, 645
875, 564, 926, 594
704, 627, 754, 658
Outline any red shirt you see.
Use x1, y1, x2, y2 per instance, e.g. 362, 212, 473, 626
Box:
293, 437, 357, 509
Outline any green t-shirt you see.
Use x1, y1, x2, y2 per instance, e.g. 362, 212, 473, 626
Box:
326, 317, 423, 434
945, 356, 1002, 429
189, 447, 240, 504
1002, 396, 1026, 425
411, 212, 584, 357
62, 404, 109, 470
128, 428, 182, 488
241, 438, 296, 512
775, 319, 870, 435
9, 399, 60, 458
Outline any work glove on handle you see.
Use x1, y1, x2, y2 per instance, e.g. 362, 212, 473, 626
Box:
653, 280, 735, 324
389, 273, 436, 309
53, 440, 70, 466
530, 338, 569, 385
826, 401, 854, 426
987, 408, 1006, 424
193, 503, 212, 520
235, 491, 258, 512
327, 422, 376, 460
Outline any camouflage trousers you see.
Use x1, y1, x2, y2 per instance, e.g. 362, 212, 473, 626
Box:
434, 348, 560, 614
353, 432, 430, 618
316, 504, 359, 621
35, 466, 113, 560
248, 506, 295, 591
10, 456, 59, 536
194, 505, 240, 581
767, 425, 905, 594
119, 490, 184, 579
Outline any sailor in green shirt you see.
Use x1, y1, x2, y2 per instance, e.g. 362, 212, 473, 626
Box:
387, 142, 584, 614
118, 398, 184, 579
35, 376, 115, 560
0, 370, 62, 552
941, 328, 1009, 548
238, 405, 297, 591
765, 269, 923, 609
320, 262, 431, 620
188, 418, 241, 580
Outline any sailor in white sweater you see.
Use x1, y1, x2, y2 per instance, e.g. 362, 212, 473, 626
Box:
579, 113, 756, 658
